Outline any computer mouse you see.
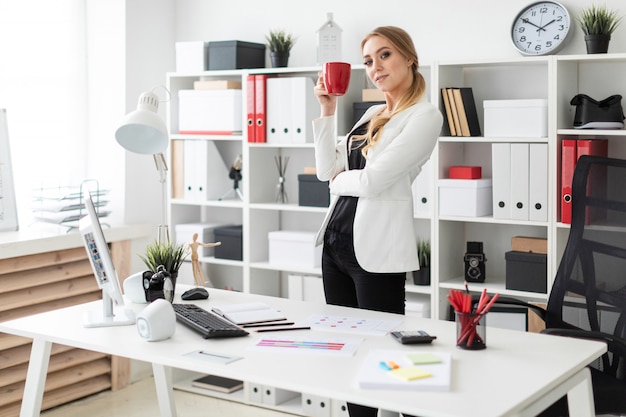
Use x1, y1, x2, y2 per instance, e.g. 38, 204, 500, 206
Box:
181, 287, 209, 300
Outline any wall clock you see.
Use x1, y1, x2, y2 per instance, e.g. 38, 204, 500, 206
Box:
511, 1, 571, 56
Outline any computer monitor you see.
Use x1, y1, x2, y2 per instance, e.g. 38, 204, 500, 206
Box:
79, 192, 135, 328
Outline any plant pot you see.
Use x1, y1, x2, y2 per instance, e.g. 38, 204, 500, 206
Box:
270, 51, 289, 68
413, 267, 430, 286
585, 34, 611, 54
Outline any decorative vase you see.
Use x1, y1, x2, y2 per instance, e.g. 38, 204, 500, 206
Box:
585, 34, 611, 54
270, 52, 289, 68
413, 267, 430, 286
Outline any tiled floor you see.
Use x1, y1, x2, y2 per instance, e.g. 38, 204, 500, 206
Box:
40, 377, 295, 417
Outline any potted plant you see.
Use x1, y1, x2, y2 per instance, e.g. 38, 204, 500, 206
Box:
413, 239, 431, 285
265, 29, 296, 68
139, 239, 188, 291
576, 4, 623, 54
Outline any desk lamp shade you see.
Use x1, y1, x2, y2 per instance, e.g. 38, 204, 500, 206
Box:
115, 91, 168, 154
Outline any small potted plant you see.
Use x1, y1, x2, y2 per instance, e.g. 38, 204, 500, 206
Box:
265, 29, 296, 68
413, 239, 431, 286
139, 239, 188, 291
576, 4, 623, 54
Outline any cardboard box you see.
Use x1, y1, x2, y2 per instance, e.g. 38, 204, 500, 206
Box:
178, 90, 242, 134
438, 178, 492, 217
175, 223, 227, 257
511, 236, 548, 254
175, 41, 208, 73
298, 174, 329, 207
268, 230, 321, 268
362, 88, 385, 101
449, 166, 482, 179
208, 40, 265, 70
484, 99, 548, 138
193, 80, 242, 90
505, 251, 547, 293
214, 225, 242, 261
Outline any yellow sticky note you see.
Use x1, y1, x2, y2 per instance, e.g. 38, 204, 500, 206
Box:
405, 353, 442, 365
388, 367, 432, 381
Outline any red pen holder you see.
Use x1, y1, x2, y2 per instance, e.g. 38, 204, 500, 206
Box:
455, 312, 487, 350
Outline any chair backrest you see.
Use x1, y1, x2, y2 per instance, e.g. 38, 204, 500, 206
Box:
547, 155, 626, 378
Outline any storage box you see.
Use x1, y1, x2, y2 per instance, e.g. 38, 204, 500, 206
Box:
262, 386, 299, 406
175, 41, 208, 73
353, 101, 385, 126
362, 88, 385, 101
505, 251, 547, 293
175, 223, 226, 257
449, 166, 482, 179
438, 178, 492, 217
511, 236, 548, 254
178, 90, 242, 134
208, 40, 265, 70
298, 174, 329, 207
268, 231, 321, 268
214, 225, 243, 261
484, 99, 548, 138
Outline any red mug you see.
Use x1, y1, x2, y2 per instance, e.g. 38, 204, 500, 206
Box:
323, 62, 351, 96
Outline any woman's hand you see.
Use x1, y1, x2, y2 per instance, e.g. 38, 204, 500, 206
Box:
313, 73, 337, 117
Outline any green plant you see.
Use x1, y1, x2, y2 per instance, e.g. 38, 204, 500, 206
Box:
139, 239, 188, 274
417, 239, 430, 268
265, 29, 296, 53
577, 4, 623, 35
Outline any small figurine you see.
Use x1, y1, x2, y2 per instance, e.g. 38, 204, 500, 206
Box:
187, 232, 221, 286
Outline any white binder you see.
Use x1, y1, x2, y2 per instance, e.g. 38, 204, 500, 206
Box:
183, 140, 198, 200
491, 143, 511, 219
510, 143, 530, 220
266, 77, 291, 144
289, 77, 318, 144
183, 140, 230, 201
412, 158, 433, 216
529, 143, 548, 222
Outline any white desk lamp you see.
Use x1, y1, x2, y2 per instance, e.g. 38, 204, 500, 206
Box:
115, 89, 170, 244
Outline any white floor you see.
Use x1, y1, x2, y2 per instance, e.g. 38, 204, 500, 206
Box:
40, 377, 295, 417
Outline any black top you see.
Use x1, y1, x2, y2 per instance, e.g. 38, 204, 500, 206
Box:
326, 122, 368, 236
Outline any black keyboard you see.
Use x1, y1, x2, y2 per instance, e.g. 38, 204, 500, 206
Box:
172, 304, 249, 339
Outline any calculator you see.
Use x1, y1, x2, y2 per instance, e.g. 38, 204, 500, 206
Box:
390, 330, 436, 344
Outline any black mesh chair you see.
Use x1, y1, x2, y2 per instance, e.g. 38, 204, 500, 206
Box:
494, 155, 626, 416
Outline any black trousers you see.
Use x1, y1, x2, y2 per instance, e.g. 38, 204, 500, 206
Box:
322, 231, 407, 417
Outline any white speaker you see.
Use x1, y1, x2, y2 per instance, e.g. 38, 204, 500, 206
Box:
136, 299, 176, 341
123, 271, 150, 304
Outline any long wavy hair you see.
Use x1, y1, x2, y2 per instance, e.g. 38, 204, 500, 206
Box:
354, 26, 426, 156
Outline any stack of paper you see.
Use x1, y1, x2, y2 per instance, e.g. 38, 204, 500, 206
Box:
31, 187, 110, 226
211, 302, 287, 325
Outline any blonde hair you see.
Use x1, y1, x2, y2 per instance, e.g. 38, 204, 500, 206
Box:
354, 26, 426, 156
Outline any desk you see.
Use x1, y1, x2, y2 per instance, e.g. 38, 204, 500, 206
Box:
0, 285, 606, 417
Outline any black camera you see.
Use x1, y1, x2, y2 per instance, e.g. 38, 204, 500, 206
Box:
143, 265, 174, 303
464, 241, 486, 283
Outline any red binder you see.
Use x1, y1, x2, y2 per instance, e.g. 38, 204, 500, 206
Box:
246, 75, 256, 142
577, 139, 608, 223
254, 74, 273, 143
560, 139, 577, 224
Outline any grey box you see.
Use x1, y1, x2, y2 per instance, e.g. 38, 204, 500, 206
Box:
208, 41, 265, 70
505, 251, 547, 293
214, 225, 243, 260
353, 101, 385, 126
298, 174, 329, 207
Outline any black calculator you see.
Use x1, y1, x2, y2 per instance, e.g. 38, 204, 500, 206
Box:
391, 330, 436, 344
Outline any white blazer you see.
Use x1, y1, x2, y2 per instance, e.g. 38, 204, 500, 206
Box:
312, 97, 442, 273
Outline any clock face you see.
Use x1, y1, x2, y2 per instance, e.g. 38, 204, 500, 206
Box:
511, 1, 571, 56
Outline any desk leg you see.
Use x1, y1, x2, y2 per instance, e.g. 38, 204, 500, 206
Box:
566, 367, 595, 417
152, 363, 177, 417
20, 338, 52, 417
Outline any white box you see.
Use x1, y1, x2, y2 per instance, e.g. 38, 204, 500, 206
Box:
302, 393, 331, 417
247, 383, 263, 403
175, 41, 208, 73
175, 223, 225, 257
268, 231, 321, 268
262, 385, 299, 406
439, 178, 492, 217
483, 99, 548, 138
405, 294, 431, 318
178, 90, 242, 134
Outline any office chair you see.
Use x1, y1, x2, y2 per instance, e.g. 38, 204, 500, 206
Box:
493, 155, 626, 416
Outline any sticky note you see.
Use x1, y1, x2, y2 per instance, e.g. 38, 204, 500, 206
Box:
405, 353, 442, 365
388, 367, 432, 381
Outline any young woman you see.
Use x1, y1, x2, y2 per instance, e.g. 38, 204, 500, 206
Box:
312, 26, 442, 416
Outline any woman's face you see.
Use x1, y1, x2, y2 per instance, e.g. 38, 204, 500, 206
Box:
362, 35, 412, 97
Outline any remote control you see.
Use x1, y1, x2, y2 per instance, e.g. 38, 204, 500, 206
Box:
391, 330, 436, 344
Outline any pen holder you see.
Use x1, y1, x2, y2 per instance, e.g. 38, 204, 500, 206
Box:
455, 312, 486, 350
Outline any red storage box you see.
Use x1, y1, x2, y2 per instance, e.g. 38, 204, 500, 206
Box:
449, 166, 482, 179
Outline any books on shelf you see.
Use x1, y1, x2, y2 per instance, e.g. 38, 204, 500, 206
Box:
211, 302, 287, 325
192, 374, 243, 393
441, 87, 481, 137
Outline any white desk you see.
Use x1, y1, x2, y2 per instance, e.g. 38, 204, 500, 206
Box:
0, 286, 606, 417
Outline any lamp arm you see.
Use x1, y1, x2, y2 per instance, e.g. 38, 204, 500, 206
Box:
153, 153, 170, 244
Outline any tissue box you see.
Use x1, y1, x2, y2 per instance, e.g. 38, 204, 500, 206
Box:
175, 223, 225, 257
268, 231, 321, 268
208, 40, 265, 70
484, 99, 548, 138
175, 41, 208, 73
505, 251, 547, 293
214, 225, 243, 260
298, 174, 329, 207
178, 90, 242, 134
439, 178, 492, 217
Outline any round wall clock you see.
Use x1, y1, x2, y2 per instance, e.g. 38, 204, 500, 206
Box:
511, 1, 571, 56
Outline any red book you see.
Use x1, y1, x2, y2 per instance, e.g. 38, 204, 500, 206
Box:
560, 139, 577, 224
246, 75, 256, 142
